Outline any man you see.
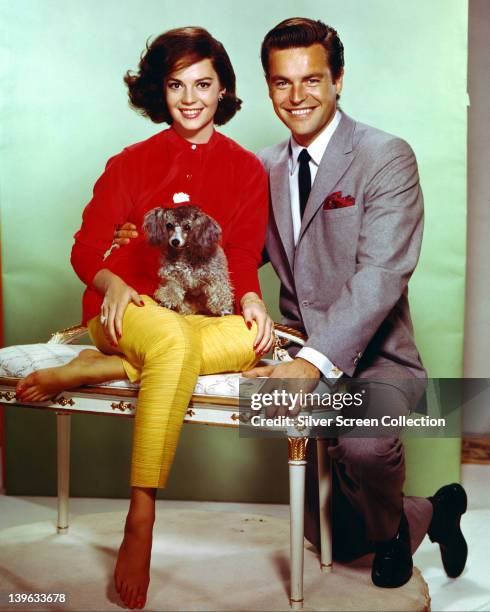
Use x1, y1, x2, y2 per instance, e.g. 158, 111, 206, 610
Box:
243, 17, 468, 588
115, 17, 468, 589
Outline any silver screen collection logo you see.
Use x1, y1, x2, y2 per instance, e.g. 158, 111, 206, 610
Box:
246, 389, 446, 430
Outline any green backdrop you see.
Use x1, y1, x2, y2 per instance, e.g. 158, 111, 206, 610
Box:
1, 0, 467, 499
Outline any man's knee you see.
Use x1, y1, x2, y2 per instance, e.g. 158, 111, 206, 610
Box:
329, 437, 405, 478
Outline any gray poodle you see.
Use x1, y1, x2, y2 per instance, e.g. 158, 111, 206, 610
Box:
143, 205, 234, 316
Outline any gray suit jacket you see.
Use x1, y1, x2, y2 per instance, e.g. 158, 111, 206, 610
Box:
258, 112, 426, 379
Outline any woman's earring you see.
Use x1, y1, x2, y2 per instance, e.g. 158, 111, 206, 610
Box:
218, 92, 224, 102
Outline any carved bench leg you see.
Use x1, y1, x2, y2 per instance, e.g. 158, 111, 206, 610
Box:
56, 412, 71, 534
288, 437, 308, 610
316, 438, 333, 573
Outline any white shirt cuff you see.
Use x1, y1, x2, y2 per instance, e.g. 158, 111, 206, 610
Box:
297, 347, 343, 381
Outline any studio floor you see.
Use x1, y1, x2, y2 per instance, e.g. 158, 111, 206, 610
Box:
0, 464, 488, 612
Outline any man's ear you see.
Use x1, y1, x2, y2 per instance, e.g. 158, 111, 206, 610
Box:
335, 70, 344, 96
267, 79, 273, 99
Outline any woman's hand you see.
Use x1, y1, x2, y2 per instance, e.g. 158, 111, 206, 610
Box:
92, 269, 144, 346
240, 292, 275, 356
113, 222, 139, 248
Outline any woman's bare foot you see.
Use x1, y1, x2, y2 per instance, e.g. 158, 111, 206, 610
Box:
115, 515, 153, 609
115, 488, 156, 609
15, 349, 126, 402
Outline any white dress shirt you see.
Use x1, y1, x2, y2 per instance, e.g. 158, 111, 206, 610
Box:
288, 110, 343, 381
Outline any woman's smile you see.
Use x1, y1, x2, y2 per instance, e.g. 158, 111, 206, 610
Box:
179, 108, 204, 119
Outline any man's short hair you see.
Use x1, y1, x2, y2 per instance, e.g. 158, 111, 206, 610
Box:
124, 26, 241, 125
261, 17, 344, 83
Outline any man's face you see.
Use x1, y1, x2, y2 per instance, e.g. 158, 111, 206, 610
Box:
267, 44, 343, 147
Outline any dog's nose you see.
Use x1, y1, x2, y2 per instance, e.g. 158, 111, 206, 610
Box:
171, 239, 181, 247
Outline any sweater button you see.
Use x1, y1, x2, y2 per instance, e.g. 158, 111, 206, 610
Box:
191, 144, 197, 150
186, 173, 192, 180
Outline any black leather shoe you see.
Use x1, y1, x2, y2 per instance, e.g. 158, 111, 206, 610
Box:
371, 511, 413, 588
428, 483, 468, 578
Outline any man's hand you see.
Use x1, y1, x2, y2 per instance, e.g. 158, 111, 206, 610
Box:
243, 357, 321, 380
243, 358, 321, 417
113, 222, 139, 248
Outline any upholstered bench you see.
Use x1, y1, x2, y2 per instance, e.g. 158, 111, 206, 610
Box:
0, 324, 332, 610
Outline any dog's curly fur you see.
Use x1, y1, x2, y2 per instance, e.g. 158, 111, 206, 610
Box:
143, 205, 234, 316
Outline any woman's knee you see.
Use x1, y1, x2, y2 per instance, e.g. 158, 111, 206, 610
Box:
150, 320, 201, 361
120, 303, 201, 363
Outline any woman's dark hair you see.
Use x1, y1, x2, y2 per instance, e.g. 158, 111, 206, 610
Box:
124, 27, 242, 125
261, 17, 344, 84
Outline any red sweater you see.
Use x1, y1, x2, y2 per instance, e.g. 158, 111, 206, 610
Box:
71, 127, 268, 325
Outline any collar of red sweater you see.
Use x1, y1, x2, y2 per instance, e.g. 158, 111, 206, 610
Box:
166, 125, 221, 151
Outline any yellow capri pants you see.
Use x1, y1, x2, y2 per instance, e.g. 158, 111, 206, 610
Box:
87, 296, 259, 489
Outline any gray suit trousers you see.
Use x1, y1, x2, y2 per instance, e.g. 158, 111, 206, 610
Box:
304, 380, 433, 561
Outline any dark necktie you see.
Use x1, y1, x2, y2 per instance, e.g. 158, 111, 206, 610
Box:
298, 148, 311, 219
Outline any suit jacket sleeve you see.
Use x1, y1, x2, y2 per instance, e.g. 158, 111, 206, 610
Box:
304, 138, 424, 376
256, 151, 271, 269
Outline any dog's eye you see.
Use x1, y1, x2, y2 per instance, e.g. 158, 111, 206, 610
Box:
183, 224, 191, 232
166, 223, 174, 230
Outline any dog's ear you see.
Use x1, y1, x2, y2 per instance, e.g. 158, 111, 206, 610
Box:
143, 207, 167, 246
191, 212, 221, 256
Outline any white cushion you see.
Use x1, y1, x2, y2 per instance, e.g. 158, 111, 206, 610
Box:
0, 344, 270, 398
0, 344, 96, 378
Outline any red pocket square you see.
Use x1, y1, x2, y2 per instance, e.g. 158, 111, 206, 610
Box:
322, 191, 356, 210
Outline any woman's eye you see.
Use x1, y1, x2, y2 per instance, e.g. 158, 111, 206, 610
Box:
197, 82, 211, 89
166, 222, 174, 230
168, 82, 180, 90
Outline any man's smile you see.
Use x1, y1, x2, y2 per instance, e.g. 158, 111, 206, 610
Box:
286, 107, 317, 117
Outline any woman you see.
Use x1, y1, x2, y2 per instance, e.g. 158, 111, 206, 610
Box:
16, 27, 272, 610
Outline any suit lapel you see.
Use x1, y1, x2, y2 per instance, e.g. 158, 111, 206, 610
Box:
270, 142, 295, 271
297, 113, 356, 245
